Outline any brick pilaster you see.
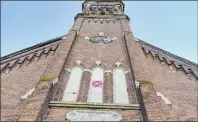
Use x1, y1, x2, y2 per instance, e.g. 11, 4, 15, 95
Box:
138, 80, 167, 121
18, 30, 78, 121
77, 71, 91, 102
103, 72, 113, 103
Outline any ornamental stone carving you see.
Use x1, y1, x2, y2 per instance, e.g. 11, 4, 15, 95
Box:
66, 110, 122, 121
85, 32, 117, 45
83, 3, 123, 14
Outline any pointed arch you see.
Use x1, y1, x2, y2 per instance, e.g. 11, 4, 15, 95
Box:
87, 67, 104, 103
62, 67, 83, 102
113, 67, 129, 104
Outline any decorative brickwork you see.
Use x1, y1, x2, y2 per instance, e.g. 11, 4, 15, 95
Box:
141, 44, 198, 80
1, 40, 60, 74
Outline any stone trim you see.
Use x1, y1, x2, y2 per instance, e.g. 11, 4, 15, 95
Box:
49, 101, 140, 110
74, 13, 130, 21
138, 80, 153, 85
40, 76, 57, 82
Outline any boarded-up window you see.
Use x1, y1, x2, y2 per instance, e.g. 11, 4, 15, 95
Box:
88, 67, 104, 103
113, 68, 129, 104
62, 67, 83, 102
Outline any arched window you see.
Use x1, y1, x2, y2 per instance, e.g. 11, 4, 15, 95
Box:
113, 68, 129, 104
88, 67, 104, 103
62, 67, 83, 102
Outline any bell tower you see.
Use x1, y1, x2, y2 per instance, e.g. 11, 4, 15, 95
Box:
19, 0, 149, 121
50, 0, 143, 120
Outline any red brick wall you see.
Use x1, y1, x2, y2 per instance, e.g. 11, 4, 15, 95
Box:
139, 82, 167, 121
1, 54, 54, 121
126, 33, 198, 121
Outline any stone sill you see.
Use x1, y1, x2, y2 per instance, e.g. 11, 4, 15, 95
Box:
49, 101, 140, 110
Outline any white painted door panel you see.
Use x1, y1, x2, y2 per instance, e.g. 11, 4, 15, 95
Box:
113, 68, 129, 104
88, 68, 104, 103
62, 67, 83, 102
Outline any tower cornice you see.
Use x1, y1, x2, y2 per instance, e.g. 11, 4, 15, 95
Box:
82, 0, 125, 13
74, 13, 130, 21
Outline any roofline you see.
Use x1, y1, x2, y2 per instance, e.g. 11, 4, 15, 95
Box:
1, 34, 67, 61
135, 37, 198, 67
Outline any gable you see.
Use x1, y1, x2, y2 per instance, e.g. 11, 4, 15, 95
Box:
0, 35, 67, 73
136, 38, 198, 79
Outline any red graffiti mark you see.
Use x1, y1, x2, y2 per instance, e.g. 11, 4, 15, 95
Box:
92, 81, 103, 88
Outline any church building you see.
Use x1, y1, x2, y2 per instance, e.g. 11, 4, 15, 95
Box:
1, 0, 197, 121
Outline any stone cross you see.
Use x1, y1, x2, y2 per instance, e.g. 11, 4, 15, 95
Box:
115, 61, 121, 67
95, 61, 101, 66
76, 60, 81, 66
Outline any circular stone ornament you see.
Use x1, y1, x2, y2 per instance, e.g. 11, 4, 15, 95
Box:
87, 32, 117, 45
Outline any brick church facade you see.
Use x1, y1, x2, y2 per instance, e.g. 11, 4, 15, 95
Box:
1, 0, 197, 121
